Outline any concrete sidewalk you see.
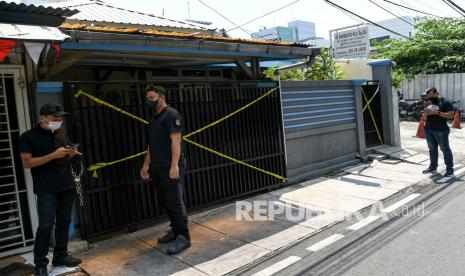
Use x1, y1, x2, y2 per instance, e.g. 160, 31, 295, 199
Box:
67, 146, 463, 276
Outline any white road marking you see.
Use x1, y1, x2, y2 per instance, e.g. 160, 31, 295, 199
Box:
251, 256, 302, 276
347, 216, 380, 231
381, 194, 421, 213
437, 167, 465, 183
306, 234, 345, 252
454, 167, 465, 177
437, 176, 452, 183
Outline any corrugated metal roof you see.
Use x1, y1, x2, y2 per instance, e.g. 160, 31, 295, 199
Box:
43, 0, 214, 31
0, 23, 70, 40
59, 23, 299, 46
0, 1, 79, 17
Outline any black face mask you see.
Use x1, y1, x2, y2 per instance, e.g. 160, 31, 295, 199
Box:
146, 99, 159, 110
430, 96, 439, 104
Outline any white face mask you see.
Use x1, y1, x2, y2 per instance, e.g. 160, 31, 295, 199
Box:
46, 120, 63, 131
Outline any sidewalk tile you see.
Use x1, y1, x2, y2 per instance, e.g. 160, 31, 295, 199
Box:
337, 174, 412, 191
135, 222, 270, 276
192, 203, 315, 251
270, 186, 377, 213
299, 178, 398, 201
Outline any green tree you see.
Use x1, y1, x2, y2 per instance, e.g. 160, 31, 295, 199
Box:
263, 48, 344, 81
306, 48, 344, 80
373, 17, 465, 87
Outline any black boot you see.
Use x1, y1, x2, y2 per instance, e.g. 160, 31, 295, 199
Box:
157, 229, 176, 244
52, 254, 81, 267
422, 167, 437, 173
34, 266, 47, 276
167, 235, 191, 255
444, 169, 454, 177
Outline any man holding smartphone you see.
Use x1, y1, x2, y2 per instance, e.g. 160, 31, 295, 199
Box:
422, 87, 455, 176
140, 86, 190, 255
19, 103, 81, 276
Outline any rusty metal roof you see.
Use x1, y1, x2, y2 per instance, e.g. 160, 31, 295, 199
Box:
43, 0, 214, 31
59, 23, 301, 47
0, 1, 79, 17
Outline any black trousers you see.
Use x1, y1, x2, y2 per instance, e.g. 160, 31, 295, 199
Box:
34, 189, 75, 268
152, 166, 190, 240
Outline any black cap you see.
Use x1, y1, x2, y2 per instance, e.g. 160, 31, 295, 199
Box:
39, 103, 69, 116
425, 87, 437, 94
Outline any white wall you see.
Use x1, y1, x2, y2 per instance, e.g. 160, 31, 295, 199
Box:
401, 73, 465, 110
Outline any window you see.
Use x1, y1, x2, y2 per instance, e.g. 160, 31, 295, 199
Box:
151, 68, 179, 77
181, 70, 206, 77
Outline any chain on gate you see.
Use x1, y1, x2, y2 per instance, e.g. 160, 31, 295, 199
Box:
71, 160, 85, 206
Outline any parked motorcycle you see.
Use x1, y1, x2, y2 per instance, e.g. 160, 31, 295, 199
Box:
399, 95, 463, 122
399, 98, 424, 121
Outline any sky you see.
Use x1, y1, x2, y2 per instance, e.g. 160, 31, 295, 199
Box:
19, 0, 465, 39
103, 0, 464, 39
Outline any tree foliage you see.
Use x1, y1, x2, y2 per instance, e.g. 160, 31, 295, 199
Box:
372, 17, 465, 84
263, 48, 344, 81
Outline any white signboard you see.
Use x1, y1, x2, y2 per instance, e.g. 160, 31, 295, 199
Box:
333, 26, 369, 59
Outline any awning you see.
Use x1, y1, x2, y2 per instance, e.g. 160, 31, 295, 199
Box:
0, 23, 69, 41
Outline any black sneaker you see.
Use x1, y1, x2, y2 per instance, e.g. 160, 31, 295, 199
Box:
52, 254, 81, 267
157, 230, 177, 244
422, 167, 437, 173
167, 235, 191, 255
444, 170, 454, 177
34, 266, 48, 276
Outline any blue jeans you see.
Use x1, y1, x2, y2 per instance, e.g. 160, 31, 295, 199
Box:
34, 189, 75, 268
425, 128, 454, 171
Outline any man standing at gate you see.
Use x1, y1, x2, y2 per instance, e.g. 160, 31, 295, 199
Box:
19, 103, 82, 276
422, 87, 455, 176
140, 86, 190, 255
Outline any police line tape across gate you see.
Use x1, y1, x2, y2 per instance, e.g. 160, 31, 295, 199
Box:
74, 88, 287, 181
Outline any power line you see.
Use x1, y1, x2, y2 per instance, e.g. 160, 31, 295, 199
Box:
368, 0, 416, 27
398, 0, 422, 16
226, 0, 301, 32
448, 0, 465, 14
196, 0, 252, 35
409, 0, 439, 12
442, 0, 465, 16
324, 0, 410, 39
381, 0, 443, 17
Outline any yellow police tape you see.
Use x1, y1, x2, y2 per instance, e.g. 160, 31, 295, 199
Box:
87, 151, 148, 178
74, 91, 149, 125
361, 87, 383, 144
75, 88, 287, 181
184, 87, 277, 139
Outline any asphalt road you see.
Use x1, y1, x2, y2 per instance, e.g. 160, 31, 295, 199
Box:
239, 176, 465, 276
329, 179, 465, 276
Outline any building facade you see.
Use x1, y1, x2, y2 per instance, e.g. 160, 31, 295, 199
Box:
251, 20, 316, 43
288, 20, 316, 41
368, 16, 415, 48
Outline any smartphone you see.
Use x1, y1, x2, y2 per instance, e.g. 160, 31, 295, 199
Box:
68, 143, 80, 149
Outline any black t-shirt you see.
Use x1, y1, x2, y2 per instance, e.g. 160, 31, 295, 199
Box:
425, 97, 454, 130
147, 106, 185, 168
19, 125, 75, 194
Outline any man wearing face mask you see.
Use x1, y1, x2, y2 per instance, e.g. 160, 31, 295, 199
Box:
19, 103, 82, 276
140, 86, 190, 255
422, 87, 455, 176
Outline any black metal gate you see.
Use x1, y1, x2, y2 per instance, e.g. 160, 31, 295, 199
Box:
361, 81, 384, 148
63, 80, 286, 239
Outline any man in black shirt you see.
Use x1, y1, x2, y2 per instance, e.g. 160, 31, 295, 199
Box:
422, 87, 455, 176
140, 86, 190, 255
19, 103, 81, 276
